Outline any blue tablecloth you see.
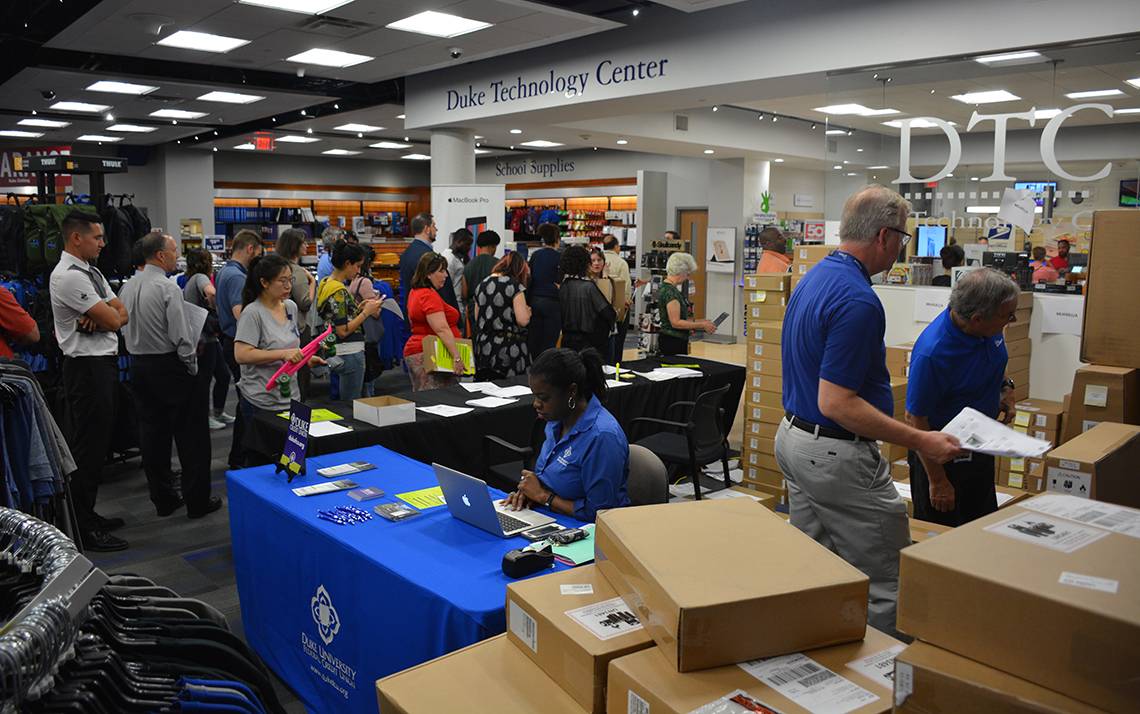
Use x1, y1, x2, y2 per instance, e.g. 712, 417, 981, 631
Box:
227, 444, 583, 714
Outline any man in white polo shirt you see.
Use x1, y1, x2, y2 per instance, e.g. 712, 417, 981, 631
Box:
50, 211, 130, 552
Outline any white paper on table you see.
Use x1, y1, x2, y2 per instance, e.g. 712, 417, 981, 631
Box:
602, 365, 618, 375
633, 370, 677, 382
466, 396, 518, 408
605, 379, 630, 389
308, 421, 352, 437
653, 367, 703, 379
941, 407, 1052, 457
995, 491, 1014, 508
489, 385, 532, 398
459, 382, 498, 393
417, 404, 474, 418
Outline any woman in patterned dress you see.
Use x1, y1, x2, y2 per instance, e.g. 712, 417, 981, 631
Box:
473, 252, 532, 380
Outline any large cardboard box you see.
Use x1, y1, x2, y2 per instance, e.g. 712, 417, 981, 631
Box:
1062, 366, 1140, 442
794, 260, 820, 276
743, 273, 791, 292
505, 565, 653, 713
745, 389, 782, 410
1006, 337, 1031, 359
606, 627, 901, 714
889, 375, 907, 402
746, 372, 782, 394
897, 495, 1140, 712
909, 518, 952, 544
746, 405, 783, 425
1006, 354, 1030, 376
748, 303, 788, 322
744, 289, 788, 307
1044, 422, 1140, 507
746, 357, 783, 376
595, 499, 869, 671
745, 420, 779, 439
745, 319, 784, 345
743, 464, 784, 488
795, 244, 833, 262
737, 480, 787, 509
376, 634, 587, 714
1014, 398, 1064, 432
744, 449, 780, 473
1015, 290, 1034, 310
745, 435, 776, 455
894, 641, 1107, 714
1082, 210, 1140, 369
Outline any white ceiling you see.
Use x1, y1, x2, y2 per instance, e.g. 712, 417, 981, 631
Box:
45, 0, 622, 84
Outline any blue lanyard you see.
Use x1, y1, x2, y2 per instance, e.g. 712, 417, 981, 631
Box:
831, 250, 872, 284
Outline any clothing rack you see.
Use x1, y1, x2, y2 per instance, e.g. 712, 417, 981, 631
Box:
0, 508, 283, 713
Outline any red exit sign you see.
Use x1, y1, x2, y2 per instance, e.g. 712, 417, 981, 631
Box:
253, 132, 275, 151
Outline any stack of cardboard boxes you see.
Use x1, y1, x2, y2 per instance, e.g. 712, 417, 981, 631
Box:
996, 398, 1064, 493
1042, 421, 1140, 507
741, 272, 790, 506
378, 499, 907, 714
1061, 366, 1140, 444
896, 493, 1139, 712
790, 244, 831, 291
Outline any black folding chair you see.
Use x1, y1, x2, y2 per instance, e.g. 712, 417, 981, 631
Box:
631, 384, 732, 500
481, 418, 547, 493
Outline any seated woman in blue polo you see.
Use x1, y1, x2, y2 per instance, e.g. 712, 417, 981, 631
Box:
503, 347, 630, 521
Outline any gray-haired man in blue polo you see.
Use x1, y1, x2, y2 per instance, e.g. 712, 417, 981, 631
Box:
776, 185, 963, 638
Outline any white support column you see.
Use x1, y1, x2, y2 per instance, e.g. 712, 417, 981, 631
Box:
430, 128, 475, 185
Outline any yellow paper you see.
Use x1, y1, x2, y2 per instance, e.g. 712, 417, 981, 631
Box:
1014, 412, 1030, 427
396, 486, 447, 510
433, 339, 475, 375
277, 408, 344, 422
1010, 458, 1025, 472
1009, 473, 1024, 489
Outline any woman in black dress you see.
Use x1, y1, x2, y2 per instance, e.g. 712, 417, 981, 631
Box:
473, 252, 532, 380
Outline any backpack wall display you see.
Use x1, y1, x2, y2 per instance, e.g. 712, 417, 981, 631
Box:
22, 204, 99, 275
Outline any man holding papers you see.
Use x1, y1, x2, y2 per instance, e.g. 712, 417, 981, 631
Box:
906, 268, 1020, 526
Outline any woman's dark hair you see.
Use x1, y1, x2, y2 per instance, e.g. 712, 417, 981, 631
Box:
530, 347, 607, 404
491, 251, 530, 287
276, 228, 307, 262
939, 243, 965, 271
476, 230, 501, 249
331, 239, 365, 269
360, 245, 375, 272
1032, 246, 1047, 261
241, 254, 292, 307
589, 247, 606, 271
558, 245, 590, 281
450, 228, 474, 258
411, 252, 448, 289
185, 248, 213, 277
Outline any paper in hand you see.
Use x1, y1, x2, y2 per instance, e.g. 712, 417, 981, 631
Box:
941, 407, 1051, 458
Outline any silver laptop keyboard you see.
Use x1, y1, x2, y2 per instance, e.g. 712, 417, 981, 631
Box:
497, 511, 531, 533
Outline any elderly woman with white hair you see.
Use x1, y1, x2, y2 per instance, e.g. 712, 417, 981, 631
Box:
657, 251, 716, 355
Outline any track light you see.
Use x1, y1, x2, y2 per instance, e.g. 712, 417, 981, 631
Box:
712, 105, 718, 112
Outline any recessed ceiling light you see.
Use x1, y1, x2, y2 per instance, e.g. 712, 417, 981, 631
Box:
824, 129, 847, 135
867, 165, 889, 169
845, 172, 858, 176
157, 30, 250, 54
882, 118, 957, 129
970, 176, 979, 181
0, 130, 44, 138
1034, 108, 1062, 120
519, 140, 563, 148
234, 143, 256, 150
1065, 89, 1124, 99
108, 124, 157, 133
87, 80, 158, 95
833, 165, 842, 170
386, 10, 492, 38
370, 141, 413, 149
1114, 107, 1140, 114
287, 48, 372, 68
813, 104, 900, 116
616, 139, 628, 145
856, 148, 864, 152
703, 149, 715, 154
401, 153, 431, 160
474, 148, 490, 154
773, 158, 784, 163
150, 109, 207, 119
974, 50, 1043, 64
335, 123, 383, 132
198, 91, 264, 104
276, 135, 320, 143
396, 114, 406, 119
509, 129, 523, 134
51, 101, 110, 113
322, 149, 361, 156
18, 118, 69, 128
473, 135, 483, 139
950, 90, 1021, 104
966, 206, 1000, 214
238, 0, 354, 14
76, 135, 121, 142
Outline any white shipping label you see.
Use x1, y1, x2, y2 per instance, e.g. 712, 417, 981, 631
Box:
688, 689, 787, 714
628, 690, 651, 714
1059, 571, 1120, 594
845, 644, 905, 691
1082, 420, 1100, 433
1058, 459, 1082, 470
1035, 415, 1049, 428
984, 512, 1109, 553
739, 654, 879, 714
1083, 384, 1109, 408
1019, 494, 1140, 538
560, 584, 594, 596
893, 662, 914, 707
1047, 467, 1092, 499
565, 596, 643, 641
508, 600, 538, 652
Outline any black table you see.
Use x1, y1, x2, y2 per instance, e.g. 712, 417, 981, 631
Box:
246, 356, 744, 475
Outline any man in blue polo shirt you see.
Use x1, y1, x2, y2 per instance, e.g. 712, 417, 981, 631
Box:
776, 185, 962, 637
215, 230, 263, 469
907, 269, 1019, 526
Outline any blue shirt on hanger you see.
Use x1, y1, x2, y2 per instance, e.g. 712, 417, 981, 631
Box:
534, 396, 630, 522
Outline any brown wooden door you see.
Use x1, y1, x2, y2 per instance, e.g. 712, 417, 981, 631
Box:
677, 209, 708, 319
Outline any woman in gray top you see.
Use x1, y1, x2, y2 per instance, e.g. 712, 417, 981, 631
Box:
234, 255, 324, 465
275, 229, 316, 399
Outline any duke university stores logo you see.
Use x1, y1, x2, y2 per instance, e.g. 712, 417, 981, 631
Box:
311, 584, 341, 645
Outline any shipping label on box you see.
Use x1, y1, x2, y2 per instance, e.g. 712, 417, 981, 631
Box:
747, 358, 783, 376
748, 303, 788, 322
748, 373, 782, 393
744, 274, 791, 292
743, 465, 784, 488
797, 245, 833, 262
745, 290, 788, 306
746, 389, 783, 410
795, 261, 821, 276
748, 406, 784, 424
746, 320, 784, 345
746, 435, 776, 455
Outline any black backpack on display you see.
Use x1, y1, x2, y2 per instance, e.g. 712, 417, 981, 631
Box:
121, 202, 151, 238
98, 204, 136, 279
0, 199, 26, 275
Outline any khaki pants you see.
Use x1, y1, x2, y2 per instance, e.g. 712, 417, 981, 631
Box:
774, 418, 911, 639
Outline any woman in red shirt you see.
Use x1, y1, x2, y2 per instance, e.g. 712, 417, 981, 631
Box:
404, 252, 463, 391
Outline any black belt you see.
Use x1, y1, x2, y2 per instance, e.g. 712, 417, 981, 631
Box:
785, 413, 863, 441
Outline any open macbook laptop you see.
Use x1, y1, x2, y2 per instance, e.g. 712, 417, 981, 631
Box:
433, 463, 555, 537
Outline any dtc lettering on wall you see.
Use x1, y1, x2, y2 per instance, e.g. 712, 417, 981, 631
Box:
894, 104, 1116, 184
446, 58, 669, 111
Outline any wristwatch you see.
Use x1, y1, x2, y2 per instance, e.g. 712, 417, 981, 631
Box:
1002, 378, 1015, 392
544, 491, 556, 508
